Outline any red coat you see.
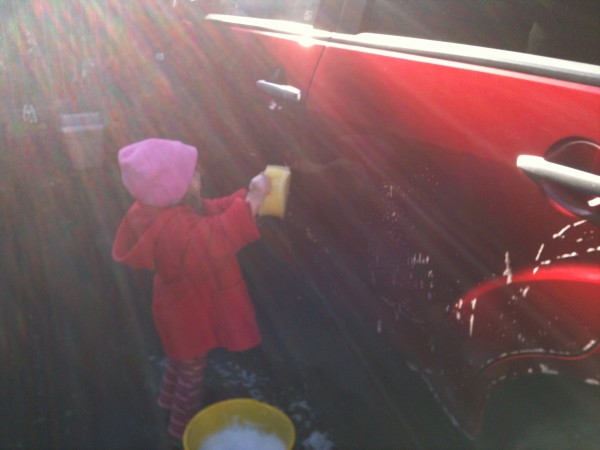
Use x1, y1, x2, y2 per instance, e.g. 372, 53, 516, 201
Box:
112, 189, 262, 361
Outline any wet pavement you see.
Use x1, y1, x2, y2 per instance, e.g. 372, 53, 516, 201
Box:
0, 149, 469, 449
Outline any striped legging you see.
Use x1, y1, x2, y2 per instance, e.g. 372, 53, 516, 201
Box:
158, 354, 207, 440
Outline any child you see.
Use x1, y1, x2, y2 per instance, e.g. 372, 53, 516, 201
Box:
112, 138, 271, 443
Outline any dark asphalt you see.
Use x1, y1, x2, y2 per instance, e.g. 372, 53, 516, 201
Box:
0, 148, 469, 449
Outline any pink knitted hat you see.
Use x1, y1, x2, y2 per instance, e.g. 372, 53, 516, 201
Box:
118, 138, 198, 207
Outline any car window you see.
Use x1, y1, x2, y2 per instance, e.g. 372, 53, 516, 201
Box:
359, 0, 600, 66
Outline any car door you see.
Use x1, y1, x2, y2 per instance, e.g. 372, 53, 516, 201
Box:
188, 0, 339, 195
290, 0, 600, 440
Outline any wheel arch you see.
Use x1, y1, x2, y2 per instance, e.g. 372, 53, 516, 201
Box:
476, 371, 600, 449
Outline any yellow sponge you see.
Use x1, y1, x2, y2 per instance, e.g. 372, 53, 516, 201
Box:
259, 165, 291, 218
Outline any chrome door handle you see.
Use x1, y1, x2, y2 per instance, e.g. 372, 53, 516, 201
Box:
256, 80, 302, 102
517, 155, 600, 196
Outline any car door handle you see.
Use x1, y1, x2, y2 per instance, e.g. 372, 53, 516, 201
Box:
256, 80, 302, 102
517, 155, 600, 196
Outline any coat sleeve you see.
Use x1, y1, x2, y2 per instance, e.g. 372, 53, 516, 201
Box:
203, 189, 248, 216
182, 197, 260, 278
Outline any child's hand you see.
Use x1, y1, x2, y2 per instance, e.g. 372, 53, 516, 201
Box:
249, 173, 272, 197
246, 172, 272, 216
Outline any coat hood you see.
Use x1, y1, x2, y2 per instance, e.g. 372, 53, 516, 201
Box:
112, 202, 178, 272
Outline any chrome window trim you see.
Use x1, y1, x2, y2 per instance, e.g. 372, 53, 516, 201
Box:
206, 14, 332, 40
206, 14, 600, 88
330, 33, 600, 88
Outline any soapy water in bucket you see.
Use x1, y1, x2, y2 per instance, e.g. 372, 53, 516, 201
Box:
184, 398, 294, 450
198, 417, 286, 450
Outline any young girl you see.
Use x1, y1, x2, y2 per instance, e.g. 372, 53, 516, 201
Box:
112, 138, 271, 443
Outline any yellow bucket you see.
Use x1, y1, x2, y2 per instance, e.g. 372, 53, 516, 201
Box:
183, 398, 295, 450
259, 165, 291, 218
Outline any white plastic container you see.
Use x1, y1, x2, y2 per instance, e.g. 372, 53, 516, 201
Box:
60, 113, 105, 169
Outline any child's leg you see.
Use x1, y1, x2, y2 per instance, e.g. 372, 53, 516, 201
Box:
167, 354, 207, 440
158, 358, 178, 409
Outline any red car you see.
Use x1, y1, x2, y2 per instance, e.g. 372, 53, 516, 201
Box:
174, 1, 600, 447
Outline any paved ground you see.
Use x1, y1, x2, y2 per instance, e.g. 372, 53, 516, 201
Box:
0, 149, 469, 449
